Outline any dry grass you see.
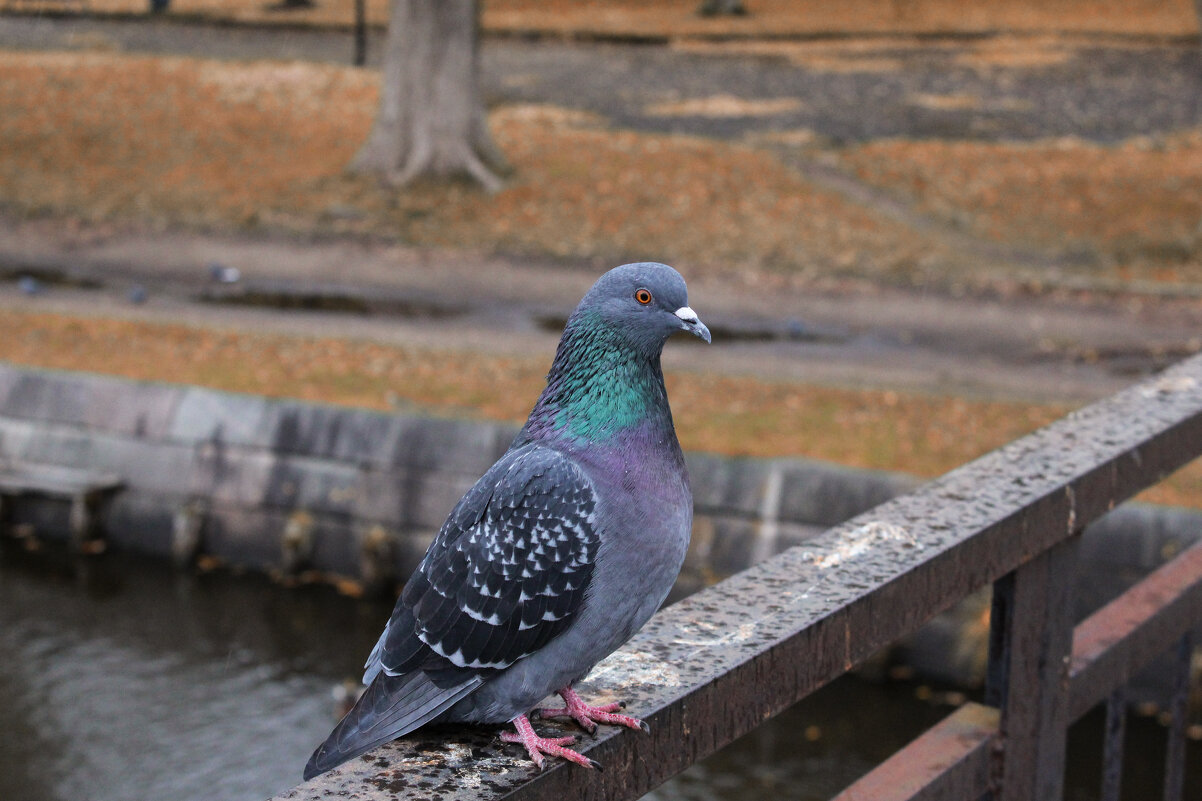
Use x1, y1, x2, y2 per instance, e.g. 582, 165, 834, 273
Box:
0, 52, 376, 229
3, 307, 1197, 508
839, 133, 1202, 283
38, 0, 1201, 38
0, 50, 943, 284
7, 49, 1202, 290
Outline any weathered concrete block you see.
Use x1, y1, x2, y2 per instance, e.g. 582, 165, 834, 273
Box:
0, 367, 181, 437
2, 370, 92, 424
0, 366, 24, 412
0, 416, 38, 464
309, 515, 364, 577
686, 452, 775, 519
768, 521, 830, 556
1075, 503, 1202, 620
777, 462, 916, 527
261, 456, 364, 517
2, 494, 72, 540
168, 387, 271, 447
85, 435, 195, 496
187, 446, 366, 518
686, 514, 763, 579
355, 467, 410, 528
104, 491, 180, 557
389, 416, 506, 476
1082, 504, 1202, 571
358, 469, 475, 531
202, 505, 287, 571
185, 441, 275, 505
395, 527, 438, 579
260, 402, 396, 464
18, 425, 95, 466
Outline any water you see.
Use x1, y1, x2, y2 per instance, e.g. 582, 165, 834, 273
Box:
0, 541, 383, 801
2, 539, 1198, 801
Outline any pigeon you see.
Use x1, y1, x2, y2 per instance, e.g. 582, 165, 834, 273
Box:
17, 275, 43, 296
304, 262, 711, 779
207, 262, 241, 284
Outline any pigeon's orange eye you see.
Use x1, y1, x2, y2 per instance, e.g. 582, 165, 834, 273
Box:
635, 288, 653, 305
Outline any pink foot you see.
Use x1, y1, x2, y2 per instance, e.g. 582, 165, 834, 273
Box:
500, 714, 601, 770
537, 685, 651, 736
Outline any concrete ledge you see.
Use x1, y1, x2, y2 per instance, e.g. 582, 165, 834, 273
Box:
0, 364, 913, 586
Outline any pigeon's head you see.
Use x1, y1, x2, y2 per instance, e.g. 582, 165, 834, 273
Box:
575, 262, 711, 356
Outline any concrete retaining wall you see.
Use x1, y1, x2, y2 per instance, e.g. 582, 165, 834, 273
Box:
0, 364, 917, 592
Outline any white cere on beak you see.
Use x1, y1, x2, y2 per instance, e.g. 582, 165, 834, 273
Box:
674, 306, 712, 343
674, 306, 699, 323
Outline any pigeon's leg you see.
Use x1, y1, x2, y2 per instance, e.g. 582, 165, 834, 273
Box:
537, 685, 651, 735
501, 714, 601, 770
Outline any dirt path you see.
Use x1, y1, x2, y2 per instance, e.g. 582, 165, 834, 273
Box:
3, 218, 1199, 405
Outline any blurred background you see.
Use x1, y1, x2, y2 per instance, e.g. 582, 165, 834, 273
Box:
1, 1, 1201, 799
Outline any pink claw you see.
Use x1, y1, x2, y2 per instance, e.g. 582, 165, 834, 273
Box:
537, 686, 650, 736
501, 714, 601, 771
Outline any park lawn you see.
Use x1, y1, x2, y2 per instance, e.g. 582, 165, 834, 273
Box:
3, 50, 1202, 292
838, 133, 1202, 286
1, 307, 1199, 510
0, 50, 939, 287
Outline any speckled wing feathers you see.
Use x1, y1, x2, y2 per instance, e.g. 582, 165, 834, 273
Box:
375, 444, 600, 676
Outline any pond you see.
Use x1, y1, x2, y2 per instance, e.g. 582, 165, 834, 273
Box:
1, 539, 1196, 801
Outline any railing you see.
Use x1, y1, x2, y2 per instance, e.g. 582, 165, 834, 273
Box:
273, 352, 1202, 801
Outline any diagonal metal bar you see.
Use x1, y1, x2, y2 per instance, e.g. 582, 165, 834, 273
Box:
1069, 538, 1202, 720
830, 703, 998, 801
278, 354, 1202, 801
830, 535, 1202, 801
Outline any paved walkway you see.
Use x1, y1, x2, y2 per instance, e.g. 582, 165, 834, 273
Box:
3, 216, 1199, 405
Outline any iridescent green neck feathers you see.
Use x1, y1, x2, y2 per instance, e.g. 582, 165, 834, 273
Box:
522, 311, 672, 445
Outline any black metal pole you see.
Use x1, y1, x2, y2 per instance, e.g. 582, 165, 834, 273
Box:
353, 0, 367, 66
1163, 632, 1194, 801
1100, 686, 1126, 801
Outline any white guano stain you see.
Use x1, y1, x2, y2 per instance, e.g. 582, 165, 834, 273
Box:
1141, 374, 1197, 397
801, 521, 922, 570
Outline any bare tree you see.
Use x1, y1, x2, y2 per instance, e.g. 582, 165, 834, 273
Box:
350, 0, 507, 190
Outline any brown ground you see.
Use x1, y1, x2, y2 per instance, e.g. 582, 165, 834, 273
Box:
4, 51, 1202, 292
21, 0, 1201, 38
839, 133, 1202, 285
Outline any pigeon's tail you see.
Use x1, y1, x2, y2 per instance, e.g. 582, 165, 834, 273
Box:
303, 670, 482, 780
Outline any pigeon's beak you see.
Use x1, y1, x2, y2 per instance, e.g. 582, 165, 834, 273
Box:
674, 306, 712, 344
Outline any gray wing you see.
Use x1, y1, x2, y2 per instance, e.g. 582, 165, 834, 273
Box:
364, 443, 601, 680
305, 444, 600, 779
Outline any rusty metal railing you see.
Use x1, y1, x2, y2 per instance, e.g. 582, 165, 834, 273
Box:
275, 352, 1202, 801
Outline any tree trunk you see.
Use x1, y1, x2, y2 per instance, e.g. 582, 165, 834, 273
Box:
350, 0, 506, 190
